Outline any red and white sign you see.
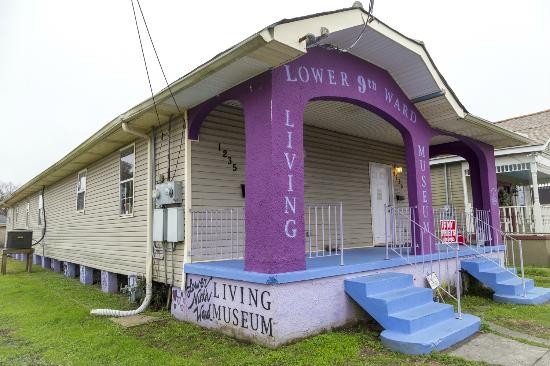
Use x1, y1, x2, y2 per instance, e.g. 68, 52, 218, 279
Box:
440, 219, 457, 243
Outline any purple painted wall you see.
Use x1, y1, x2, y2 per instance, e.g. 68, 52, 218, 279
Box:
430, 139, 500, 244
188, 47, 499, 273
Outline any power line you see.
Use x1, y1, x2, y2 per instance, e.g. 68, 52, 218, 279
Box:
134, 0, 185, 181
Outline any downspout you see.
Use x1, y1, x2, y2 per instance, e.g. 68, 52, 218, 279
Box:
91, 121, 153, 317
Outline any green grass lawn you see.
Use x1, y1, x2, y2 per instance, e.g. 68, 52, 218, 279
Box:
1, 258, 548, 366
0, 259, 484, 366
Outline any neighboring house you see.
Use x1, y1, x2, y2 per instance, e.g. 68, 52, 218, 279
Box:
2, 4, 542, 353
431, 109, 550, 234
0, 215, 6, 247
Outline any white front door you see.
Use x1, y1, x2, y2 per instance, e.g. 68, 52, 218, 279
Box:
370, 163, 393, 245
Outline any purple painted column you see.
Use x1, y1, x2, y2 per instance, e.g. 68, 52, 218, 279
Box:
80, 265, 94, 285
41, 256, 51, 269
51, 259, 62, 273
63, 262, 77, 278
243, 74, 306, 273
473, 144, 500, 245
101, 271, 118, 293
404, 134, 436, 254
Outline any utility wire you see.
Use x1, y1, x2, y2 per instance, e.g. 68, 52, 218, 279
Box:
130, 0, 164, 177
134, 0, 185, 180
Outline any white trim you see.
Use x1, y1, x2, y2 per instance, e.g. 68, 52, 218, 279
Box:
76, 168, 87, 213
430, 143, 546, 166
461, 162, 469, 207
369, 162, 394, 245
182, 112, 193, 289
119, 143, 136, 218
26, 201, 30, 228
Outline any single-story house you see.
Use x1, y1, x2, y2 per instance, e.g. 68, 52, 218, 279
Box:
3, 4, 549, 354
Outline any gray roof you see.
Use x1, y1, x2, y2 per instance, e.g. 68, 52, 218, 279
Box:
495, 109, 550, 144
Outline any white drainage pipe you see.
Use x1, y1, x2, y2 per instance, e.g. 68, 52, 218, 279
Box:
91, 121, 154, 317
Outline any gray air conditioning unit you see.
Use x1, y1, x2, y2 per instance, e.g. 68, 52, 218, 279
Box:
6, 230, 33, 249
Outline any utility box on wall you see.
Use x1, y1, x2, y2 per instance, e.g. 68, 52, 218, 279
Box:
167, 207, 184, 242
154, 181, 183, 206
153, 209, 167, 242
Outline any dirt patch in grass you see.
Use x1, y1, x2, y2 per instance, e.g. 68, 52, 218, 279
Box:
497, 318, 550, 339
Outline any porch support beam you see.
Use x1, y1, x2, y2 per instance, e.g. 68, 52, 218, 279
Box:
431, 140, 501, 245
243, 73, 306, 273
530, 162, 543, 232
405, 135, 437, 254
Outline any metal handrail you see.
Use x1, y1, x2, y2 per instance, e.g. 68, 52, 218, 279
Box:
463, 211, 526, 297
385, 205, 462, 319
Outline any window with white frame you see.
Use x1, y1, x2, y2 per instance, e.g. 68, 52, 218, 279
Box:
14, 206, 18, 225
120, 145, 135, 216
26, 202, 30, 227
38, 193, 44, 225
77, 170, 86, 211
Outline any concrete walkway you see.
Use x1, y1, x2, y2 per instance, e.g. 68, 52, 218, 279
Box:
449, 332, 550, 366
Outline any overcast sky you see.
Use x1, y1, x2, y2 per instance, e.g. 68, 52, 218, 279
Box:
1, 0, 549, 185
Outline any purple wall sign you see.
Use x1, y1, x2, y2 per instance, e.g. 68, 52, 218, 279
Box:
188, 47, 499, 273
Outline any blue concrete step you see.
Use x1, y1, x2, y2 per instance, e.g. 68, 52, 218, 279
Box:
381, 314, 481, 355
461, 258, 550, 305
345, 273, 480, 354
370, 287, 434, 314
388, 302, 455, 333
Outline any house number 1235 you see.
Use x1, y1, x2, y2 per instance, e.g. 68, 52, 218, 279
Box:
218, 143, 238, 171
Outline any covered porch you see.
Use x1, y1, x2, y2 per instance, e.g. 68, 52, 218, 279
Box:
185, 46, 505, 275
491, 156, 550, 234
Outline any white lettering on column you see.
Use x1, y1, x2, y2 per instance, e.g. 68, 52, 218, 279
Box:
284, 152, 296, 170
327, 69, 336, 85
285, 220, 297, 238
288, 174, 294, 192
340, 72, 350, 86
311, 67, 323, 83
287, 131, 293, 149
417, 143, 430, 234
298, 66, 310, 83
285, 109, 294, 127
285, 197, 296, 214
284, 109, 298, 239
417, 145, 426, 158
284, 65, 297, 82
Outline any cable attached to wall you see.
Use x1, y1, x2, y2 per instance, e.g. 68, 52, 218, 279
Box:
32, 186, 46, 247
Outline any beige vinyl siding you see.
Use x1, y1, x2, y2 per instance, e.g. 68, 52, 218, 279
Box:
430, 163, 465, 210
151, 117, 187, 286
304, 125, 408, 248
7, 139, 149, 276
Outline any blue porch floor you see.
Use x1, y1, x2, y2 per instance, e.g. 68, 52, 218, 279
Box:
185, 245, 505, 284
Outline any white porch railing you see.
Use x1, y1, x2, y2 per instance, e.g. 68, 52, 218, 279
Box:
189, 203, 344, 264
500, 205, 550, 234
500, 206, 535, 234
306, 203, 344, 265
189, 207, 245, 261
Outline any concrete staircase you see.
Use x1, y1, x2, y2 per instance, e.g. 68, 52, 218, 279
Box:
344, 273, 480, 355
461, 258, 550, 305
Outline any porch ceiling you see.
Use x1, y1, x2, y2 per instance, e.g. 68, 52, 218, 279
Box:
497, 170, 550, 185
303, 100, 458, 146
